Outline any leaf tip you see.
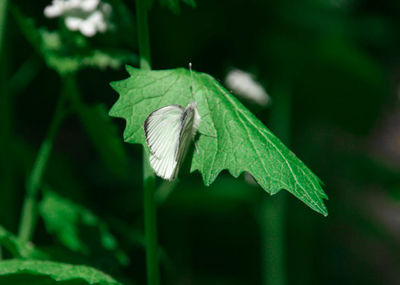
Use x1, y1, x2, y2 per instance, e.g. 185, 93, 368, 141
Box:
316, 203, 329, 217
125, 64, 138, 76
109, 80, 118, 91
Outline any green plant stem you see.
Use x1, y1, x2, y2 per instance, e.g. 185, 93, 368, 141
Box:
136, 0, 151, 70
64, 74, 83, 110
143, 155, 158, 285
0, 0, 15, 233
0, 0, 8, 57
261, 81, 291, 285
18, 84, 67, 242
261, 194, 286, 285
135, 0, 159, 284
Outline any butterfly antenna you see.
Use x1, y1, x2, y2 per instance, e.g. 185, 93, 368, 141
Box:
189, 62, 194, 97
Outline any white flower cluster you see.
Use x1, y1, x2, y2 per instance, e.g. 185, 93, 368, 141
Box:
44, 0, 112, 37
225, 69, 270, 107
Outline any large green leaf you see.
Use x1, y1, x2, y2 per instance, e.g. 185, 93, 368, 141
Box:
0, 260, 120, 285
109, 66, 328, 215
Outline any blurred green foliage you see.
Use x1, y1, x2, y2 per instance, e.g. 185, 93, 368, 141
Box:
0, 260, 121, 284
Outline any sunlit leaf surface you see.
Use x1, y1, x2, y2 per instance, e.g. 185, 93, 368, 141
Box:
109, 66, 328, 215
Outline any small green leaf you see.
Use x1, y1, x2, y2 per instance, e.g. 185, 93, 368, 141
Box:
0, 260, 120, 285
109, 66, 328, 216
44, 47, 138, 75
181, 0, 196, 8
0, 226, 47, 259
159, 0, 196, 14
39, 191, 128, 265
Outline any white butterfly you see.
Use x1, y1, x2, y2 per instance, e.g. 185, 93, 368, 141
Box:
144, 102, 201, 181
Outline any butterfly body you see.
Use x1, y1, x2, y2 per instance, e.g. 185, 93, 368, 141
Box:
144, 102, 200, 181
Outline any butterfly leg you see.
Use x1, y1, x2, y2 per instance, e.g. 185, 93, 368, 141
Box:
194, 141, 200, 154
200, 128, 217, 138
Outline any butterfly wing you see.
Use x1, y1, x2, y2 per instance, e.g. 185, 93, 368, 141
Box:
173, 105, 197, 175
144, 105, 185, 180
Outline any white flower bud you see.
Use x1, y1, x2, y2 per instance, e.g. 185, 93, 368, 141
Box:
44, 0, 112, 37
67, 0, 82, 10
44, 2, 64, 18
225, 69, 270, 107
65, 16, 82, 31
81, 0, 100, 12
101, 3, 112, 15
80, 20, 96, 37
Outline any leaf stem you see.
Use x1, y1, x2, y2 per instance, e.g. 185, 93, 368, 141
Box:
0, 0, 10, 148
261, 81, 291, 285
261, 194, 287, 285
135, 0, 159, 284
0, 0, 14, 232
18, 80, 67, 242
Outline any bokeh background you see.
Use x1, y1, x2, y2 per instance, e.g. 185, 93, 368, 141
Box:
1, 0, 400, 284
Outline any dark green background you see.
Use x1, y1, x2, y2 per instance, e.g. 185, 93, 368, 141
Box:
1, 0, 400, 284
